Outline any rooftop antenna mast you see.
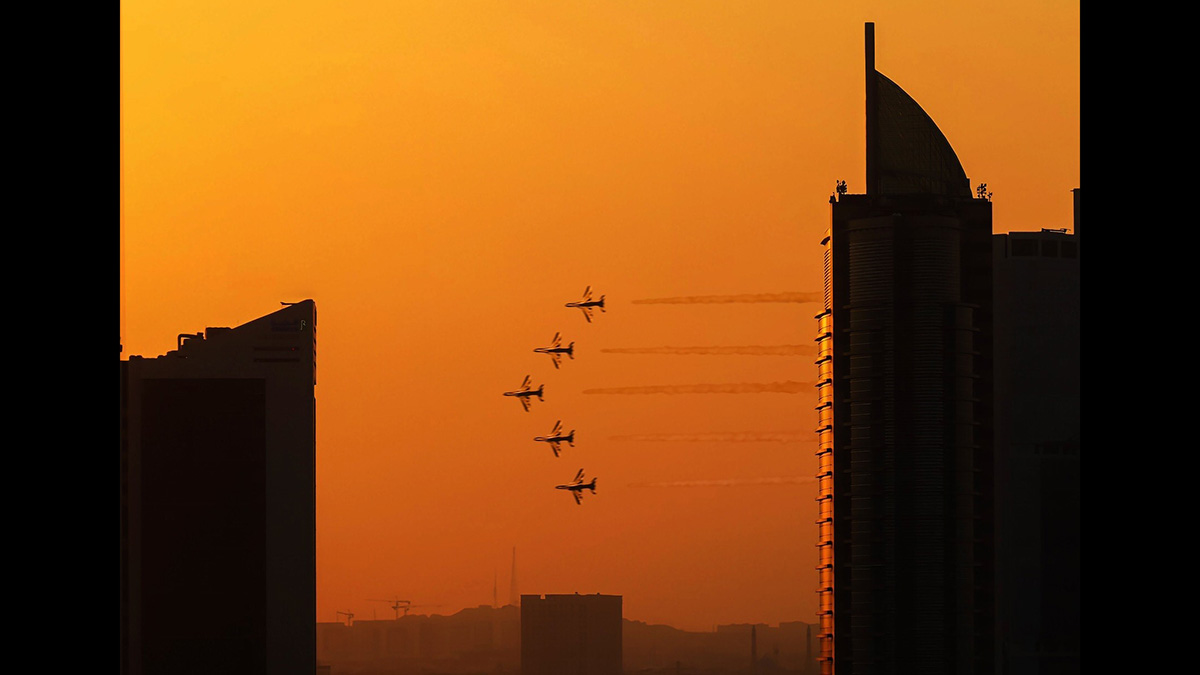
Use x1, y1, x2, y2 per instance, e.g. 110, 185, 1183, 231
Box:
119, 34, 125, 355
509, 547, 519, 607
866, 21, 879, 195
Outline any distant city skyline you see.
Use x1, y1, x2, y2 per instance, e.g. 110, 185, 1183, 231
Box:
315, 602, 819, 674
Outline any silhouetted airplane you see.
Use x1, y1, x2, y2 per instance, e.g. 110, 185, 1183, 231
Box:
556, 468, 597, 505
533, 420, 575, 457
533, 332, 575, 369
503, 375, 544, 412
566, 286, 606, 323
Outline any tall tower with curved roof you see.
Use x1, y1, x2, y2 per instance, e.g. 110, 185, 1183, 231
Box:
816, 23, 994, 675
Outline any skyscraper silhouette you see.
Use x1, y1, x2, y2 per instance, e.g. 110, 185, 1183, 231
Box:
120, 301, 317, 675
993, 208, 1079, 674
816, 24, 994, 674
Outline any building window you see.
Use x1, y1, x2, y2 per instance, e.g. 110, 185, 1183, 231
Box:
1011, 239, 1037, 256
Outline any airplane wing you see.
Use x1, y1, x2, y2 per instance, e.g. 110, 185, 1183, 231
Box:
573, 468, 585, 482
572, 491, 582, 505
520, 397, 531, 412
520, 375, 531, 389
582, 286, 592, 301
551, 420, 562, 434
550, 442, 561, 458
580, 307, 593, 323
550, 353, 561, 369
552, 332, 561, 346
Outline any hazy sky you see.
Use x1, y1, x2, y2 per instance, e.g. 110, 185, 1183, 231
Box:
121, 1, 1078, 631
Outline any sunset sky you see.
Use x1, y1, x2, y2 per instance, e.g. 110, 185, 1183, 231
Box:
120, 1, 1078, 631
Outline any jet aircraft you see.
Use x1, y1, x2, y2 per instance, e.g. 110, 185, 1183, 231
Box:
533, 332, 575, 369
556, 468, 597, 505
503, 375, 544, 412
533, 420, 575, 458
565, 286, 606, 323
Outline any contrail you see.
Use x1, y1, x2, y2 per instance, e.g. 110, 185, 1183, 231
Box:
629, 476, 817, 488
601, 345, 815, 356
632, 292, 821, 305
609, 432, 815, 443
583, 381, 814, 395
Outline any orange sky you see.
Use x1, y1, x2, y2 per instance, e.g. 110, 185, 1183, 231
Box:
120, 1, 1078, 631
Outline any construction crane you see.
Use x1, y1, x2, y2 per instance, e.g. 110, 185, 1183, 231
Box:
368, 598, 412, 619
404, 603, 442, 615
335, 610, 354, 626
368, 598, 443, 619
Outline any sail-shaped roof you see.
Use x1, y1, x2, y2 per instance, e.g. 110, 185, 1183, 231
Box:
873, 71, 972, 198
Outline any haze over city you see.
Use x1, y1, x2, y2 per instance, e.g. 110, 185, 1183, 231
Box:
120, 0, 1078, 633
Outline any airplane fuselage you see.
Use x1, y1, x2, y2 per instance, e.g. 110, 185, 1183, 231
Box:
504, 386, 543, 398
556, 479, 596, 491
534, 432, 574, 444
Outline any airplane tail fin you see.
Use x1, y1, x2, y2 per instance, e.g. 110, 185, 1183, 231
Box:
568, 342, 575, 358
537, 386, 544, 401
590, 478, 597, 493
599, 295, 606, 311
568, 431, 575, 446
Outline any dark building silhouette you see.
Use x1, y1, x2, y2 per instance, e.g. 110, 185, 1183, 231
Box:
993, 204, 1079, 674
317, 605, 521, 673
312, 605, 817, 674
521, 594, 622, 675
816, 24, 994, 674
624, 620, 818, 675
120, 301, 317, 675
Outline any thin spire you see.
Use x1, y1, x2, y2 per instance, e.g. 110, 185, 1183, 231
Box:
865, 21, 878, 195
509, 546, 519, 607
119, 37, 126, 354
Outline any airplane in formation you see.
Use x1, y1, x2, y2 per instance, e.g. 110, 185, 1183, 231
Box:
533, 420, 575, 458
503, 375, 544, 412
533, 332, 575, 369
556, 468, 597, 505
565, 286, 606, 323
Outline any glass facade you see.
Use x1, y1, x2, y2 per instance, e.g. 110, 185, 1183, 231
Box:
816, 231, 834, 674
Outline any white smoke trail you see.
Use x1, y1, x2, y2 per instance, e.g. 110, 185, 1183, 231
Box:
609, 432, 815, 443
601, 345, 815, 356
632, 292, 821, 305
583, 381, 814, 395
628, 477, 818, 488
